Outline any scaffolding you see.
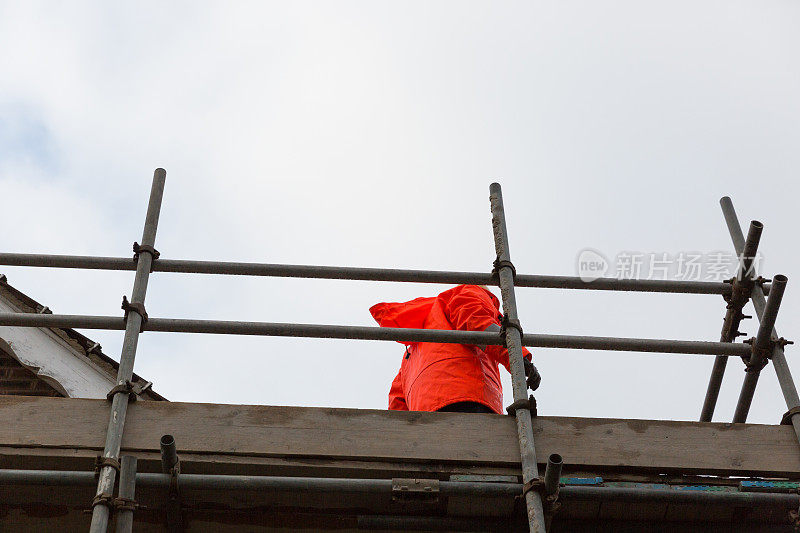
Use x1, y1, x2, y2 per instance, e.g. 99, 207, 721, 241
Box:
0, 169, 797, 532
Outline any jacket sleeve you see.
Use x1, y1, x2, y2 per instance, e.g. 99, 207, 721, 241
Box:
493, 336, 532, 373
388, 369, 408, 411
443, 285, 531, 372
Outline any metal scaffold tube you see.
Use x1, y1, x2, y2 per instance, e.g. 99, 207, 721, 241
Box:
114, 457, 137, 533
543, 454, 563, 530
700, 215, 763, 421
733, 274, 788, 422
0, 312, 754, 356
559, 485, 798, 506
489, 182, 546, 532
3, 176, 798, 532
543, 454, 563, 497
89, 169, 166, 533
0, 469, 797, 507
160, 434, 183, 532
0, 252, 741, 295
720, 199, 800, 442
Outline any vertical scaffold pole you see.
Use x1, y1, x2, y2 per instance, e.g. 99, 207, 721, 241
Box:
114, 456, 137, 533
700, 216, 763, 421
489, 183, 547, 532
89, 169, 166, 533
732, 274, 788, 422
720, 198, 800, 443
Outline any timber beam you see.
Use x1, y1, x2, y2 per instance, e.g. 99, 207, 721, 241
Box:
3, 396, 800, 478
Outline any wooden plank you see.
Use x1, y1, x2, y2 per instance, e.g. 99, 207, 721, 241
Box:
0, 446, 524, 482
2, 396, 800, 477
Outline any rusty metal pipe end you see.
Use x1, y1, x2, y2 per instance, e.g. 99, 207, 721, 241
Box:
160, 434, 178, 473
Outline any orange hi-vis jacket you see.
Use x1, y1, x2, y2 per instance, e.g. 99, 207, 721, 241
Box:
369, 285, 531, 414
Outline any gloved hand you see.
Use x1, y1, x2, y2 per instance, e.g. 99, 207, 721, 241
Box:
523, 359, 541, 391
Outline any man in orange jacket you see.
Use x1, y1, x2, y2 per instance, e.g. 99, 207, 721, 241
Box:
370, 285, 540, 414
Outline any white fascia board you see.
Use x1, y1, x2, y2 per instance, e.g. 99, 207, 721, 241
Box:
0, 296, 115, 398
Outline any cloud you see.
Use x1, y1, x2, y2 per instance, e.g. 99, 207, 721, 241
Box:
0, 1, 798, 423
0, 104, 59, 174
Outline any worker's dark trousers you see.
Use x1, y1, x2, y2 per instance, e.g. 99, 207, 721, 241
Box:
437, 401, 494, 414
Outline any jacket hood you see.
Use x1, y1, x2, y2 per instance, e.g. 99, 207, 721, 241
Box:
369, 286, 501, 329
479, 286, 501, 309
369, 296, 435, 329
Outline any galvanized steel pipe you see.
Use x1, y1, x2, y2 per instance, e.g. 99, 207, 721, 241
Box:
560, 485, 798, 506
0, 253, 737, 295
718, 198, 800, 442
0, 312, 754, 357
0, 469, 796, 508
489, 183, 546, 532
701, 215, 764, 421
733, 274, 788, 423
90, 169, 166, 533
160, 434, 178, 474
544, 454, 563, 497
114, 456, 137, 533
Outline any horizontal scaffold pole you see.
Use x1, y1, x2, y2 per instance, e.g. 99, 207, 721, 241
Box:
0, 312, 753, 357
0, 470, 796, 508
0, 253, 748, 295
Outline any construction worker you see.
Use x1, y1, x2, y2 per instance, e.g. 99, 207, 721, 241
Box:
370, 285, 540, 414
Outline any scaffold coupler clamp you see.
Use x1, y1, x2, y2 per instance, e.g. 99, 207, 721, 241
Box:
741, 337, 771, 372
114, 497, 145, 512
168, 462, 181, 494
755, 275, 772, 287
492, 257, 516, 281
520, 477, 561, 516
781, 406, 800, 426
121, 295, 148, 331
391, 478, 440, 504
164, 458, 183, 529
84, 493, 144, 514
85, 493, 115, 514
133, 241, 160, 269
94, 456, 120, 480
500, 313, 523, 345
506, 394, 537, 417
106, 379, 152, 402
742, 336, 792, 372
723, 274, 755, 308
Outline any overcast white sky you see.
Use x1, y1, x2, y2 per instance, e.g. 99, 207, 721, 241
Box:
1, 1, 798, 424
